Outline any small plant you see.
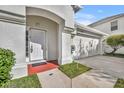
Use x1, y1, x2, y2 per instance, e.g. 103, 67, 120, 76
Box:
106, 34, 124, 54
0, 48, 15, 87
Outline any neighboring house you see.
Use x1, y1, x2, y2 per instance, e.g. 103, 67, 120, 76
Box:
0, 5, 107, 79
89, 13, 124, 54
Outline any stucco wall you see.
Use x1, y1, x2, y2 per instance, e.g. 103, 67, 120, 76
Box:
0, 6, 27, 79
27, 5, 75, 28
0, 21, 27, 78
27, 16, 58, 60
62, 31, 73, 64
0, 5, 25, 15
0, 22, 26, 64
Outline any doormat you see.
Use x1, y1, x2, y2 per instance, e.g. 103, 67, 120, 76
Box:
32, 62, 47, 67
28, 61, 59, 75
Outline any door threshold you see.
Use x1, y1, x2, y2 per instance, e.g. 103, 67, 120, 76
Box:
28, 60, 46, 64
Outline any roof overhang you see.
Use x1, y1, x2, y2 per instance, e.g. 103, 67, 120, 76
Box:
89, 13, 124, 27
75, 22, 109, 37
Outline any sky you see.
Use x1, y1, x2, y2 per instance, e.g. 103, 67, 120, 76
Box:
75, 5, 124, 25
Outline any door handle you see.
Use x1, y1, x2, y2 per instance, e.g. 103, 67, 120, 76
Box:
41, 46, 43, 50
41, 46, 46, 50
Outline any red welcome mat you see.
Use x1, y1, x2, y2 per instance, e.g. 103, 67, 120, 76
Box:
28, 60, 59, 75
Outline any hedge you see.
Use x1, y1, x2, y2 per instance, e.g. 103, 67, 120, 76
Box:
0, 48, 15, 87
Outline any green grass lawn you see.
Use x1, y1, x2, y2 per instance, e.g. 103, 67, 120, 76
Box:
104, 53, 124, 58
114, 79, 124, 88
59, 62, 91, 78
2, 74, 41, 88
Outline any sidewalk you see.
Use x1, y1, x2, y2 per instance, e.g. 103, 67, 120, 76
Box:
37, 68, 71, 88
37, 68, 117, 88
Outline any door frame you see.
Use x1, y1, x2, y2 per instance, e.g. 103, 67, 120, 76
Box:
28, 27, 48, 62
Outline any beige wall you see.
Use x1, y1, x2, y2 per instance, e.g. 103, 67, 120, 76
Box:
27, 16, 58, 60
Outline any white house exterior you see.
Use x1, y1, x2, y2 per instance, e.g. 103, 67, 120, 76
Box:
0, 5, 107, 79
89, 13, 124, 54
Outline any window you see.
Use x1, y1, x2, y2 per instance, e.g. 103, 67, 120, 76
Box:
111, 20, 118, 31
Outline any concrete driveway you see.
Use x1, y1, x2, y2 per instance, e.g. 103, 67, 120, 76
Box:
72, 69, 117, 88
77, 56, 124, 79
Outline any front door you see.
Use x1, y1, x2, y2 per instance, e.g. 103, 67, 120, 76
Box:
29, 28, 46, 61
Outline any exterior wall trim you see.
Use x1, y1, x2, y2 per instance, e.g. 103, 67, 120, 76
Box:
0, 9, 25, 18
64, 26, 74, 32
77, 31, 102, 39
0, 15, 25, 25
75, 23, 108, 36
0, 9, 25, 25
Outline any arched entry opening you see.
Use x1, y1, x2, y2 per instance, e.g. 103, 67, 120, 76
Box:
26, 7, 65, 74
26, 15, 58, 62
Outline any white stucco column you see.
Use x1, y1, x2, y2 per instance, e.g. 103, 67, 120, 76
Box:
58, 21, 65, 65
61, 29, 74, 65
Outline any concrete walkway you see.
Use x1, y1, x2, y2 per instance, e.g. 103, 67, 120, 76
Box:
37, 68, 117, 88
37, 68, 71, 88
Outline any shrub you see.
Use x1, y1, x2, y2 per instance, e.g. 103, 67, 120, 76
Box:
106, 34, 124, 54
0, 48, 15, 87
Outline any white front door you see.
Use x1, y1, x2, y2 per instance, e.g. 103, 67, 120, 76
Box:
29, 28, 46, 61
